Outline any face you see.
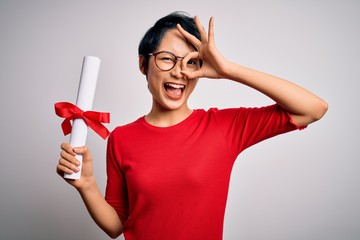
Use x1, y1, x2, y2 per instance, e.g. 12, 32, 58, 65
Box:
140, 29, 199, 113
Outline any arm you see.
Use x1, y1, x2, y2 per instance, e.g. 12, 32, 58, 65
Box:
224, 64, 328, 127
57, 144, 123, 239
177, 16, 328, 127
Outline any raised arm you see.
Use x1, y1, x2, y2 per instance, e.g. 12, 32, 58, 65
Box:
224, 64, 328, 127
57, 144, 123, 239
177, 16, 328, 127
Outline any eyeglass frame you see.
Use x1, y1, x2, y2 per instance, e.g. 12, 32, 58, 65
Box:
148, 51, 201, 71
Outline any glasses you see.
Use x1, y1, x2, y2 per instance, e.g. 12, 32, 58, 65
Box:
149, 51, 201, 72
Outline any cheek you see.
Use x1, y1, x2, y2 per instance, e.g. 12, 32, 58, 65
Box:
146, 72, 163, 93
187, 79, 199, 93
146, 78, 155, 94
146, 63, 162, 82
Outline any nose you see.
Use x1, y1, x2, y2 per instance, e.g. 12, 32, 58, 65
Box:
170, 60, 184, 79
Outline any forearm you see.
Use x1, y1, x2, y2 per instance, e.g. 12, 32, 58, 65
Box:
225, 62, 328, 125
78, 179, 123, 239
178, 16, 327, 125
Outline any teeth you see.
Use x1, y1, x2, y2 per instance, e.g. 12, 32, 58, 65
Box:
165, 83, 185, 89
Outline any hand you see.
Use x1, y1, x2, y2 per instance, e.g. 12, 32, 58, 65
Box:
177, 16, 232, 80
56, 143, 95, 191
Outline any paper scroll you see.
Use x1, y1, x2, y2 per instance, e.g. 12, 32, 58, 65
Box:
64, 56, 101, 179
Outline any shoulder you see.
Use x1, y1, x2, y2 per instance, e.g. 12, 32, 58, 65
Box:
110, 117, 145, 138
201, 104, 291, 126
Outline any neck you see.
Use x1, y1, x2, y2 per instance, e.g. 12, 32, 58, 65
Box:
145, 105, 193, 127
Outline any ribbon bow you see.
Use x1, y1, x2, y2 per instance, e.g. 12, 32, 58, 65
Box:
54, 102, 110, 139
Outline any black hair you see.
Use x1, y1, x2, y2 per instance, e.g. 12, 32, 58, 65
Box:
138, 11, 201, 71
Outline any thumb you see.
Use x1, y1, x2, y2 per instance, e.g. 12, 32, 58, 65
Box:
181, 69, 202, 80
73, 146, 92, 161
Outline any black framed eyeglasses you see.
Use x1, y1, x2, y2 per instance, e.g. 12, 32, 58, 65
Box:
149, 51, 201, 72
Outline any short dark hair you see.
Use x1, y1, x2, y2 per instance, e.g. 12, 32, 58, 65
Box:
138, 11, 201, 71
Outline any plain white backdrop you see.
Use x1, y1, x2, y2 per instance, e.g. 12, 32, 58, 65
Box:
0, 0, 359, 239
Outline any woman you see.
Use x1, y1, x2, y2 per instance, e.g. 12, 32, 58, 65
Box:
57, 11, 328, 239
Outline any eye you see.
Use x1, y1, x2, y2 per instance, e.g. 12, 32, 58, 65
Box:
187, 59, 199, 66
161, 57, 173, 62
158, 53, 176, 62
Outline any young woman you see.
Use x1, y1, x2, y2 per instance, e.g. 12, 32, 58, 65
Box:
57, 12, 328, 239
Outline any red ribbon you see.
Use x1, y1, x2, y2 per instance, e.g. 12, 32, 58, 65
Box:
54, 102, 110, 139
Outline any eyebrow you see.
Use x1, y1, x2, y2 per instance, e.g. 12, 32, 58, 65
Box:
153, 50, 185, 59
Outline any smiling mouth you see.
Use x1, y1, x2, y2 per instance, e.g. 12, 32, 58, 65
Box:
164, 83, 185, 96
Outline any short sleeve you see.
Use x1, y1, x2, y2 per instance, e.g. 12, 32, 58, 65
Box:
213, 104, 305, 154
105, 131, 129, 224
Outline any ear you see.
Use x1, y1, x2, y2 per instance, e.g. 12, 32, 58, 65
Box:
138, 55, 147, 75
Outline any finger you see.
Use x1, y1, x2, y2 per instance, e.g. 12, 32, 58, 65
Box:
57, 159, 79, 175
194, 16, 208, 43
73, 145, 92, 162
59, 155, 80, 171
60, 149, 80, 166
176, 23, 201, 49
60, 142, 76, 156
56, 164, 65, 176
181, 69, 203, 80
57, 163, 74, 175
181, 51, 200, 70
208, 16, 215, 45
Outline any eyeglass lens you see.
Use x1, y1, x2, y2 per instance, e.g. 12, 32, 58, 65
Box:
154, 52, 200, 71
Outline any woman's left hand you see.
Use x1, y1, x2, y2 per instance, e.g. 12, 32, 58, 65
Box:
177, 16, 233, 80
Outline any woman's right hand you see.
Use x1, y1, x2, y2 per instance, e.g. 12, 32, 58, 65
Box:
56, 143, 95, 191
57, 143, 123, 237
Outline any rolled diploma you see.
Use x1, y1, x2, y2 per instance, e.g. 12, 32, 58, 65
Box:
64, 56, 101, 179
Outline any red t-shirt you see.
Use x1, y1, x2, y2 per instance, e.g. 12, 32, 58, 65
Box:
105, 104, 303, 240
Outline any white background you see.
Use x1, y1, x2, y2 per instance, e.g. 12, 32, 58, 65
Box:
0, 0, 359, 239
